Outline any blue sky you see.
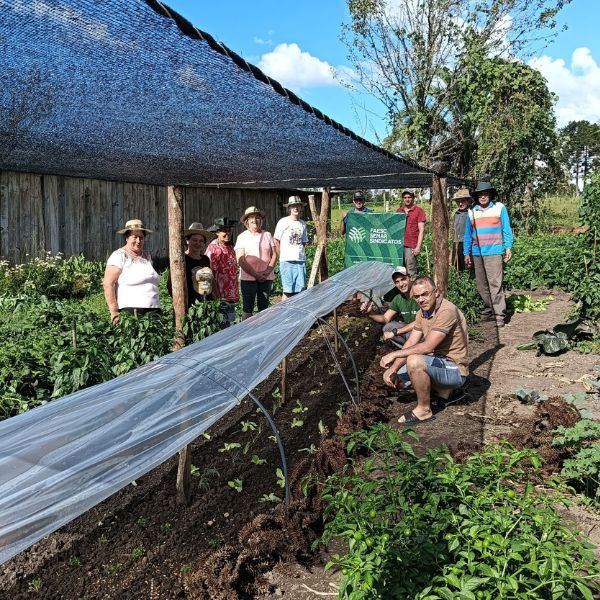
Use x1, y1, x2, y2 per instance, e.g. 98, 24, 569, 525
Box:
166, 0, 600, 143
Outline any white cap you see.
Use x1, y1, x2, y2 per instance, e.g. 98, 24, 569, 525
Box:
392, 266, 409, 279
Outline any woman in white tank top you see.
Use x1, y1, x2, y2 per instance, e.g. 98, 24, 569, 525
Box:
103, 219, 161, 324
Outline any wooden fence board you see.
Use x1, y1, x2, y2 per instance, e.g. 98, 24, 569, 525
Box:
0, 171, 316, 263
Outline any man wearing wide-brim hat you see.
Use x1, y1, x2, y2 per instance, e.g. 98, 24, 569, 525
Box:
274, 196, 309, 300
464, 181, 514, 327
450, 188, 472, 272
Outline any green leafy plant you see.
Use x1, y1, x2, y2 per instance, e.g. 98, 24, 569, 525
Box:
447, 269, 483, 325
106, 562, 123, 576
131, 546, 145, 559
259, 492, 282, 503
218, 442, 241, 453
318, 424, 600, 599
227, 478, 243, 493
507, 294, 551, 313
275, 468, 286, 489
251, 454, 267, 465
553, 419, 600, 503
27, 577, 43, 593
517, 318, 598, 355
180, 299, 223, 343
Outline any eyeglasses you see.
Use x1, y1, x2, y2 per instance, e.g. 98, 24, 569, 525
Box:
413, 289, 434, 300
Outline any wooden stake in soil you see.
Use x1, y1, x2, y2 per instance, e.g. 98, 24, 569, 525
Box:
333, 307, 340, 352
281, 356, 288, 405
431, 173, 449, 294
167, 185, 192, 505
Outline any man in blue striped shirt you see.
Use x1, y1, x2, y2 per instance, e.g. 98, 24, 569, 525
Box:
464, 181, 514, 327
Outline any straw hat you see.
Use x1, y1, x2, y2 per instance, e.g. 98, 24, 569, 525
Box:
452, 188, 472, 201
207, 216, 238, 232
184, 222, 216, 242
282, 195, 306, 208
240, 206, 266, 224
117, 219, 153, 234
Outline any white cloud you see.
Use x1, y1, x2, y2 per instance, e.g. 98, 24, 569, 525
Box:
529, 48, 600, 126
258, 43, 352, 92
253, 36, 273, 46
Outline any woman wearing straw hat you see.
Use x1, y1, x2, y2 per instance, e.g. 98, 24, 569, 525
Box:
103, 219, 160, 323
168, 222, 216, 308
234, 206, 277, 319
450, 188, 472, 272
274, 196, 308, 300
205, 216, 239, 325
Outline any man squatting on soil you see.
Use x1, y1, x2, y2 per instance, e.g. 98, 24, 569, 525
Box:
379, 277, 469, 425
361, 266, 419, 348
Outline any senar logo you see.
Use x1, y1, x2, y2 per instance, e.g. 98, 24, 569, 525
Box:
348, 226, 367, 243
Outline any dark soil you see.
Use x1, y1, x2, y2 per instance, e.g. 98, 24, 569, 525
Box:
1, 295, 597, 599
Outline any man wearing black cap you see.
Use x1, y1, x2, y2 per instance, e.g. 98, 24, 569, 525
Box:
396, 190, 426, 277
464, 181, 513, 327
340, 191, 373, 235
361, 266, 418, 347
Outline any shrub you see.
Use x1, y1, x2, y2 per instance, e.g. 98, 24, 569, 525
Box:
319, 425, 600, 599
553, 419, 600, 504
447, 270, 483, 325
0, 254, 103, 299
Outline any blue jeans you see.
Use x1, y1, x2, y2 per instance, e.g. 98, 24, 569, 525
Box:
398, 355, 466, 389
240, 280, 273, 313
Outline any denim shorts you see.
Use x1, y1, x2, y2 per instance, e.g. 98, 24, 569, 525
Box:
398, 355, 466, 389
280, 261, 306, 294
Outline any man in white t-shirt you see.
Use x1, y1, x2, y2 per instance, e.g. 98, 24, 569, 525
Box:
274, 196, 309, 300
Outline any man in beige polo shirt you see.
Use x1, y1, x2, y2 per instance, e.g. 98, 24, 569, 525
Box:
380, 276, 468, 425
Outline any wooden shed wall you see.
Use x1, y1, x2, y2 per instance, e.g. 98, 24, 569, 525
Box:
0, 171, 308, 263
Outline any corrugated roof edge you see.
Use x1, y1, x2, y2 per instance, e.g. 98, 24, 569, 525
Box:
146, 0, 440, 178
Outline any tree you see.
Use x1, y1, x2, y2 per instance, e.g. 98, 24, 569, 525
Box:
342, 0, 570, 169
451, 42, 562, 227
559, 120, 600, 193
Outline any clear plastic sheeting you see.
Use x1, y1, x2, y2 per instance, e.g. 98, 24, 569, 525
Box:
0, 262, 392, 565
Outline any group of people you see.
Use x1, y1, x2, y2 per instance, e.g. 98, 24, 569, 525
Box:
103, 182, 513, 424
363, 267, 468, 425
357, 179, 513, 424
102, 196, 309, 325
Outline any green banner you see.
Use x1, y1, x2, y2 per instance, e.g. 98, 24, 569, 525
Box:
344, 212, 406, 268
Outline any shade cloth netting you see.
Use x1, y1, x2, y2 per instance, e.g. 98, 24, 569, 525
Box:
0, 0, 452, 189
0, 262, 392, 565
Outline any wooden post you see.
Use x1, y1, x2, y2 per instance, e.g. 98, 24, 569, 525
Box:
168, 185, 187, 349
167, 185, 191, 505
431, 173, 449, 294
281, 357, 288, 405
307, 188, 330, 287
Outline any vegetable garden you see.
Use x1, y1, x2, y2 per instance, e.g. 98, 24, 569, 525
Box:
0, 196, 599, 599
